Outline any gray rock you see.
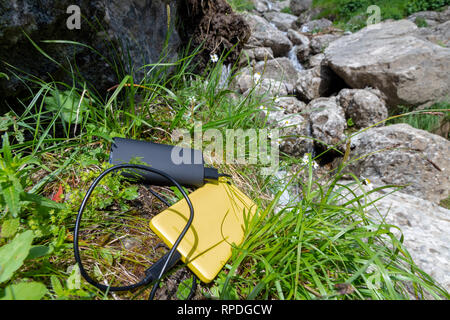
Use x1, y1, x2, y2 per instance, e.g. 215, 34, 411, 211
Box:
289, 0, 313, 16
337, 88, 388, 128
339, 183, 450, 294
324, 20, 450, 108
244, 13, 293, 57
0, 0, 180, 100
264, 11, 298, 32
295, 65, 340, 101
273, 96, 307, 114
310, 34, 340, 55
308, 53, 325, 67
415, 21, 450, 47
407, 10, 442, 27
308, 97, 347, 148
253, 57, 300, 89
240, 47, 274, 64
300, 18, 333, 33
238, 73, 289, 97
251, 0, 271, 13
287, 29, 310, 46
272, 0, 291, 12
295, 43, 311, 64
262, 106, 313, 157
347, 123, 450, 203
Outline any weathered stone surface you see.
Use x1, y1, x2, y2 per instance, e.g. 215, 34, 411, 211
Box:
287, 29, 310, 46
308, 53, 325, 67
415, 20, 450, 47
347, 123, 450, 203
339, 183, 450, 293
263, 11, 298, 32
300, 18, 332, 33
237, 73, 289, 97
324, 20, 450, 108
0, 0, 181, 101
273, 96, 307, 114
295, 65, 341, 101
289, 0, 313, 16
337, 88, 388, 128
308, 97, 347, 148
262, 106, 313, 157
244, 13, 293, 57
310, 34, 340, 54
240, 47, 274, 65
253, 57, 300, 89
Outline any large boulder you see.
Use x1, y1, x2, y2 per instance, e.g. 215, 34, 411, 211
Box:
308, 97, 347, 149
337, 88, 388, 129
324, 20, 450, 108
0, 0, 181, 101
243, 13, 293, 57
339, 182, 450, 294
347, 124, 450, 204
253, 57, 300, 91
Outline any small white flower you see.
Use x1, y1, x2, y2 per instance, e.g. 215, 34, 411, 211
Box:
284, 119, 291, 126
187, 96, 196, 105
302, 153, 310, 164
259, 105, 266, 110
275, 138, 283, 146
312, 161, 319, 170
361, 176, 373, 191
210, 53, 219, 63
254, 72, 261, 82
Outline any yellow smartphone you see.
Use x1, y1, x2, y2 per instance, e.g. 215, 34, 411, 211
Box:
149, 181, 257, 283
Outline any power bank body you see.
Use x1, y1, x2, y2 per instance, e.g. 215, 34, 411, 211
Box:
149, 182, 257, 283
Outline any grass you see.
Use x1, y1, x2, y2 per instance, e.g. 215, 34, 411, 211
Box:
0, 33, 449, 300
312, 0, 450, 31
386, 101, 450, 139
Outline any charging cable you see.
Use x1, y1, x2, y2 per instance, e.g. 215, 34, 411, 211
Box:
73, 164, 196, 300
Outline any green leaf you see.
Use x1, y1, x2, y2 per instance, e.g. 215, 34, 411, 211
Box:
1, 133, 12, 166
0, 230, 34, 283
1, 218, 20, 238
66, 265, 81, 290
0, 72, 9, 80
50, 275, 65, 297
26, 245, 51, 260
44, 90, 88, 124
176, 276, 194, 300
0, 281, 47, 300
1, 182, 22, 218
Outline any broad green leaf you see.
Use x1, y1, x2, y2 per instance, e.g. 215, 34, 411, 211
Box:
0, 281, 47, 300
44, 90, 88, 124
0, 219, 20, 238
1, 182, 22, 218
0, 230, 34, 283
66, 265, 81, 290
50, 275, 64, 297
26, 245, 51, 260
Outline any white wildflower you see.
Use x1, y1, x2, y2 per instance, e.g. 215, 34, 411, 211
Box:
210, 53, 219, 63
187, 96, 196, 105
361, 175, 373, 191
254, 72, 261, 83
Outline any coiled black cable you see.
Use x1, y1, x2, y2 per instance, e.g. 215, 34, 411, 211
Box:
73, 164, 196, 299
